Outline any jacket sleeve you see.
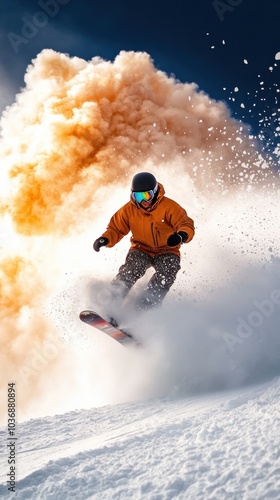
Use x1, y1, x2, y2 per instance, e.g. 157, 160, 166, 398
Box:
167, 201, 195, 243
101, 204, 131, 247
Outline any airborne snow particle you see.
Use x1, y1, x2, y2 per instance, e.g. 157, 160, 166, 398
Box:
275, 52, 280, 60
244, 59, 249, 64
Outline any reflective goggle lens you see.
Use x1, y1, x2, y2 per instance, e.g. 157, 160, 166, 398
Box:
133, 190, 154, 203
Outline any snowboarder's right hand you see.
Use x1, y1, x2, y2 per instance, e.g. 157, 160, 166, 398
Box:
93, 237, 109, 252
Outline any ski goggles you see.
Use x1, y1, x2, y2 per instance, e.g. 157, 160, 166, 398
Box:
132, 190, 155, 203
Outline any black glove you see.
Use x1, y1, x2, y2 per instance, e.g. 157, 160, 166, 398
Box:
167, 231, 188, 247
93, 237, 109, 252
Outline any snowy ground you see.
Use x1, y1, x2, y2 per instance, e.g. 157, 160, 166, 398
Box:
0, 376, 280, 499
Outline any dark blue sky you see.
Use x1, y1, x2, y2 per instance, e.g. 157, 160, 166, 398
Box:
0, 0, 279, 155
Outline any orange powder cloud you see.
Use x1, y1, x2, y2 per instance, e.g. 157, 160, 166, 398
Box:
1, 49, 276, 237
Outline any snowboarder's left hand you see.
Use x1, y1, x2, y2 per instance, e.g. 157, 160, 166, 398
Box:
167, 232, 188, 246
93, 237, 109, 252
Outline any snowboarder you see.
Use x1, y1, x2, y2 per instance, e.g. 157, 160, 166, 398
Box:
93, 172, 195, 311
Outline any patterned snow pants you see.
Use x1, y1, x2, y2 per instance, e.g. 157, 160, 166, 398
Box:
112, 249, 181, 309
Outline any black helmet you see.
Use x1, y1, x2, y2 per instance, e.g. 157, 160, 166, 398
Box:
131, 172, 157, 192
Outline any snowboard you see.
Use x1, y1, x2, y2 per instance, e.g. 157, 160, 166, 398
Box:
79, 310, 135, 346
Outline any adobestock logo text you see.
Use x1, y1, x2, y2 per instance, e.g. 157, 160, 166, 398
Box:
7, 0, 71, 54
223, 289, 280, 353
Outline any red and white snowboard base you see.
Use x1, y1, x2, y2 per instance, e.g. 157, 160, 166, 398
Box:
79, 310, 135, 346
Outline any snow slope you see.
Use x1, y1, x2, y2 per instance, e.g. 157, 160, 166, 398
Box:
1, 377, 280, 499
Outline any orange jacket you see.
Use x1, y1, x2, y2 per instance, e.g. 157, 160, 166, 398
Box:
101, 183, 195, 257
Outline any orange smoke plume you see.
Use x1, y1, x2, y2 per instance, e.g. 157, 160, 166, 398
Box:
1, 49, 276, 236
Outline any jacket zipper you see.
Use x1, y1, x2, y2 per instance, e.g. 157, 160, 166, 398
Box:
151, 223, 158, 248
